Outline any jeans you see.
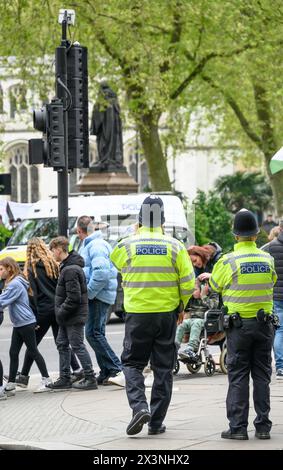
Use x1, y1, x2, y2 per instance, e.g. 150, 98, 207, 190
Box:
85, 299, 122, 379
274, 300, 283, 371
56, 324, 94, 380
175, 318, 204, 351
21, 313, 80, 376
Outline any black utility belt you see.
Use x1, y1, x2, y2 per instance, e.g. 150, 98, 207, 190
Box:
223, 310, 279, 329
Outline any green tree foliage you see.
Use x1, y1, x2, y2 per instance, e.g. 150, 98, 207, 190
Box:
0, 225, 12, 249
214, 171, 272, 215
193, 1, 283, 215
1, 0, 283, 208
255, 228, 269, 249
0, 0, 266, 191
193, 190, 234, 252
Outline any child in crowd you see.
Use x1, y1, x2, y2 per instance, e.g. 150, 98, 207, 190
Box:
0, 257, 52, 395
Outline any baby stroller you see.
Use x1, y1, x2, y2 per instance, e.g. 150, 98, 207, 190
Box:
174, 309, 227, 376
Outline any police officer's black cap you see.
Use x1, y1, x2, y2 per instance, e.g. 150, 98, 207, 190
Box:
232, 209, 259, 236
138, 195, 165, 227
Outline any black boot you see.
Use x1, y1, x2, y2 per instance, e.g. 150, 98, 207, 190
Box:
148, 424, 166, 435
126, 409, 151, 436
46, 377, 72, 391
221, 429, 248, 440
72, 376, 98, 390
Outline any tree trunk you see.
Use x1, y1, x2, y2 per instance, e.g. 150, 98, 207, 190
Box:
138, 112, 171, 192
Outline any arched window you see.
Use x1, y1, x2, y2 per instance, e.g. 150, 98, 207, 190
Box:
8, 144, 39, 202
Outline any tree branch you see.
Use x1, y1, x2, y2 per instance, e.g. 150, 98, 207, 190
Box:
160, 0, 183, 74
202, 74, 263, 149
171, 41, 259, 101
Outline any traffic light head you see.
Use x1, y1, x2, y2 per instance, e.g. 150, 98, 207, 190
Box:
29, 99, 66, 169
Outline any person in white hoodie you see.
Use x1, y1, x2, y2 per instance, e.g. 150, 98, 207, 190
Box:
0, 257, 52, 396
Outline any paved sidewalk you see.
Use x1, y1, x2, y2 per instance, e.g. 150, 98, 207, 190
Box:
0, 365, 282, 450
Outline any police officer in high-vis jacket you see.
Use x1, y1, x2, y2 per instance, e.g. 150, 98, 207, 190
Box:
111, 195, 195, 436
210, 209, 277, 441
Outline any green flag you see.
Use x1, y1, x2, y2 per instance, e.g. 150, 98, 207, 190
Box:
270, 146, 283, 174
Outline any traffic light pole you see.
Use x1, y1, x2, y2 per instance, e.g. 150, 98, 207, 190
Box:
55, 13, 69, 237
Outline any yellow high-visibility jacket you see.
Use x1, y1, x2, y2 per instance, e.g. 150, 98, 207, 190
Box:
110, 226, 195, 313
210, 241, 277, 318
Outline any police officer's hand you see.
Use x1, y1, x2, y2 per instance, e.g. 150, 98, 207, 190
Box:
177, 311, 185, 325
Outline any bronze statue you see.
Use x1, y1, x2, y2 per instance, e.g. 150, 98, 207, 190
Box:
90, 82, 126, 172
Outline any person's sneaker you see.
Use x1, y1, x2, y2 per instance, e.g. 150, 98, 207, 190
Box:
0, 389, 7, 401
148, 424, 166, 435
178, 348, 198, 362
46, 377, 72, 392
144, 372, 154, 388
106, 371, 125, 387
15, 374, 29, 389
72, 377, 98, 390
221, 429, 248, 440
255, 430, 270, 440
4, 382, 16, 397
34, 377, 53, 393
276, 369, 283, 380
126, 409, 151, 436
70, 369, 84, 384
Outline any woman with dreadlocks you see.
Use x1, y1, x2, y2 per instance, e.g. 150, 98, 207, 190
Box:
15, 238, 82, 391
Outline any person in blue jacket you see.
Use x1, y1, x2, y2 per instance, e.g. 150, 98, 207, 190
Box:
0, 257, 52, 395
77, 216, 124, 387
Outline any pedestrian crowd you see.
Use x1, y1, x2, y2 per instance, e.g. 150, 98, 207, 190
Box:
0, 198, 282, 442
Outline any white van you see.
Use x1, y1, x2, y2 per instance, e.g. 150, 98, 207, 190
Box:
0, 193, 191, 319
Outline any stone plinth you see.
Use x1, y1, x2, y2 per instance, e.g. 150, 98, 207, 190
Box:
77, 168, 138, 195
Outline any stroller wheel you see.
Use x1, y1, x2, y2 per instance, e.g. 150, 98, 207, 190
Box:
219, 347, 228, 374
204, 358, 216, 376
186, 361, 202, 374
173, 359, 180, 375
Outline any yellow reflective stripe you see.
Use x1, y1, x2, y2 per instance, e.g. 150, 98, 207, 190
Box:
180, 273, 195, 283
180, 288, 195, 296
224, 283, 274, 291
121, 266, 176, 274
223, 253, 272, 264
123, 243, 132, 266
123, 281, 178, 288
210, 277, 220, 290
223, 294, 273, 303
171, 246, 179, 265
119, 238, 178, 247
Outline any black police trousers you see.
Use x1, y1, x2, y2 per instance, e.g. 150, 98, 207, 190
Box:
226, 318, 274, 433
121, 311, 178, 427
